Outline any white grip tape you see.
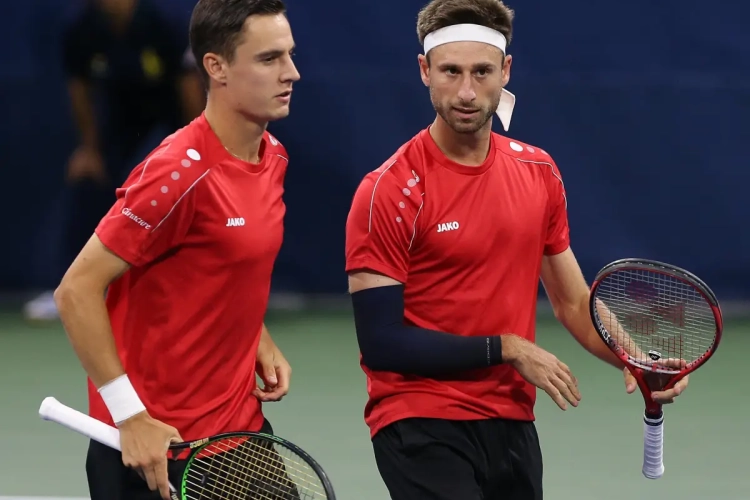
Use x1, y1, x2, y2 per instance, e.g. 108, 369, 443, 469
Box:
98, 374, 146, 425
38, 397, 178, 495
642, 413, 665, 479
39, 397, 122, 450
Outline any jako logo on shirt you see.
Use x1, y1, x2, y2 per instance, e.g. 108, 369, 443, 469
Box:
226, 217, 245, 227
121, 208, 152, 230
437, 221, 460, 233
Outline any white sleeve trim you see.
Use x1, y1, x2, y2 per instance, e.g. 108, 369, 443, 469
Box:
116, 149, 212, 233
152, 169, 211, 232
517, 159, 567, 209
408, 200, 424, 251
367, 159, 398, 233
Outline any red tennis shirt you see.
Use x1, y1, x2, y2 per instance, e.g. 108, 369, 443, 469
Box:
88, 113, 289, 440
345, 127, 571, 438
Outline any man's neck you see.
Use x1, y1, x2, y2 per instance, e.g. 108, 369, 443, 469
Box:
429, 116, 492, 167
204, 95, 266, 164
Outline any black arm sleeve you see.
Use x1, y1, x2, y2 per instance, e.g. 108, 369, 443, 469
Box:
351, 284, 504, 377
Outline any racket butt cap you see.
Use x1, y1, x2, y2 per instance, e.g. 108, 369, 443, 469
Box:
642, 465, 665, 479
39, 396, 60, 420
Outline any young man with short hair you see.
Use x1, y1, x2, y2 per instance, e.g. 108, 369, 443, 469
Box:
345, 0, 689, 498
54, 1, 300, 498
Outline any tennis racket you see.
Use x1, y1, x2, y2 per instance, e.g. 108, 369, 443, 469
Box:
39, 397, 336, 499
589, 258, 722, 480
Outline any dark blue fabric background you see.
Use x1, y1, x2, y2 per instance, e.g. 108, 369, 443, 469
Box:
3, 1, 747, 299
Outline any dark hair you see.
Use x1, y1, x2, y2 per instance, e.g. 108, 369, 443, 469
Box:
417, 0, 514, 50
189, 0, 287, 85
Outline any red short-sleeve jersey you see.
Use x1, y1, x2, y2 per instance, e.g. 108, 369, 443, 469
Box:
345, 128, 570, 438
89, 113, 289, 440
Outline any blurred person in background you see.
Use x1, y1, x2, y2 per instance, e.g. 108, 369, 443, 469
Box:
23, 0, 205, 321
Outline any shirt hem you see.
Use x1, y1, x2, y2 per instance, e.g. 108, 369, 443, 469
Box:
367, 407, 535, 440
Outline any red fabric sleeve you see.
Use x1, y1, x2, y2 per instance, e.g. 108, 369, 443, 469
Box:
544, 159, 571, 256
95, 153, 204, 267
345, 168, 421, 283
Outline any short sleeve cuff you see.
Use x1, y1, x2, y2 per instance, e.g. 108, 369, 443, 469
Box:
345, 258, 408, 284
95, 226, 146, 267
544, 240, 570, 256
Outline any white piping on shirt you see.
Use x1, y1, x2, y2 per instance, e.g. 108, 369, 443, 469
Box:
517, 159, 567, 209
152, 169, 212, 232
367, 159, 398, 233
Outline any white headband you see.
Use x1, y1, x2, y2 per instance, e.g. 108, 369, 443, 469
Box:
423, 23, 507, 54
422, 23, 516, 132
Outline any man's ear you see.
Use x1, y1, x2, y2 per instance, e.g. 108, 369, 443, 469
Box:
418, 53, 430, 87
203, 52, 228, 85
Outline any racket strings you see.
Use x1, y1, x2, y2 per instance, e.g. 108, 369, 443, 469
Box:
186, 449, 307, 500
183, 436, 327, 499
596, 269, 716, 370
187, 450, 300, 500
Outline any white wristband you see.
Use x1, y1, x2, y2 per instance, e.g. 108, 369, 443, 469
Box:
98, 374, 146, 425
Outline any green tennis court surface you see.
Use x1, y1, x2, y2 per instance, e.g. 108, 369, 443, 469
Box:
1, 309, 747, 499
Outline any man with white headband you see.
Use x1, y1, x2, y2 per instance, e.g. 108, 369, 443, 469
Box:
345, 0, 688, 498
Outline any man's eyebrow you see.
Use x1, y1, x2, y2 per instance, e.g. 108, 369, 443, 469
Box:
255, 45, 295, 60
255, 49, 284, 60
437, 61, 496, 71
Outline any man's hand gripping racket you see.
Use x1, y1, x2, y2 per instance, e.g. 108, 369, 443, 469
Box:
38, 397, 337, 499
589, 258, 722, 479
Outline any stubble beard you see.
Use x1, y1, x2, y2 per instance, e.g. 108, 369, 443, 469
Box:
431, 87, 500, 134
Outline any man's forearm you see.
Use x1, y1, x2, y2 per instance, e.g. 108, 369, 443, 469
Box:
260, 323, 271, 341
351, 285, 504, 376
258, 323, 284, 359
54, 285, 125, 388
55, 285, 148, 424
259, 323, 276, 348
558, 296, 626, 370
593, 297, 646, 362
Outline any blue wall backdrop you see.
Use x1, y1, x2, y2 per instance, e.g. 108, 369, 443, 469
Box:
2, 0, 748, 300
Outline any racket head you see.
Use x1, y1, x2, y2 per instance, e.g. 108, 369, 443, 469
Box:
589, 258, 722, 410
172, 431, 336, 500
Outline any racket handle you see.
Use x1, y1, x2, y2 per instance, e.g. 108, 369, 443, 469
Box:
642, 412, 664, 479
39, 397, 179, 497
39, 397, 122, 450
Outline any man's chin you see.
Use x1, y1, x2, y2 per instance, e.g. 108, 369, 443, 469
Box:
448, 120, 484, 134
267, 107, 291, 122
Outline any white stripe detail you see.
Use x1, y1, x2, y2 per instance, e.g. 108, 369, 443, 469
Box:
408, 200, 424, 251
102, 155, 159, 226
276, 154, 289, 162
367, 159, 398, 233
152, 169, 211, 232
118, 141, 174, 211
122, 153, 160, 204
517, 159, 567, 209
